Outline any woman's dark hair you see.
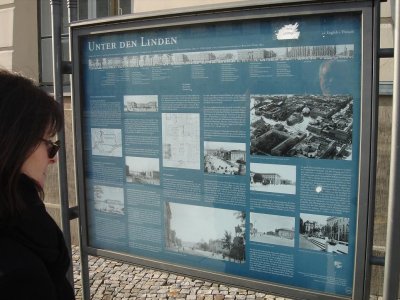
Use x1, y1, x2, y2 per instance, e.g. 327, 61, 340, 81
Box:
0, 69, 64, 223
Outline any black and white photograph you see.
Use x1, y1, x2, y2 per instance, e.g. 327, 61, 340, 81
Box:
204, 141, 246, 176
250, 163, 296, 194
124, 95, 158, 112
250, 212, 295, 247
299, 213, 349, 254
125, 156, 160, 185
165, 202, 246, 263
93, 185, 124, 215
88, 44, 353, 70
250, 94, 353, 160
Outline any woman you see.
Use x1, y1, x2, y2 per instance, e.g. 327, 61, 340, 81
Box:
0, 69, 75, 300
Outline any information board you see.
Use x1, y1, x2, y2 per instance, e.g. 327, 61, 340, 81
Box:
71, 2, 374, 299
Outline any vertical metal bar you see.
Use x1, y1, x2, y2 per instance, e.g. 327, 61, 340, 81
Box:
364, 0, 380, 299
80, 250, 91, 300
50, 0, 73, 285
383, 0, 400, 298
67, 0, 77, 23
66, 1, 91, 299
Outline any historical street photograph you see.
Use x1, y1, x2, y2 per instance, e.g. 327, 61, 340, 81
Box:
250, 212, 295, 247
250, 163, 296, 194
125, 156, 160, 185
204, 141, 246, 176
165, 202, 246, 263
124, 95, 158, 112
299, 213, 349, 254
93, 185, 125, 215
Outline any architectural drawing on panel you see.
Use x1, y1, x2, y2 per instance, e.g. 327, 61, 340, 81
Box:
162, 113, 200, 169
91, 128, 123, 157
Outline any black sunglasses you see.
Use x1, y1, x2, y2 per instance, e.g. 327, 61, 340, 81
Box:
41, 139, 61, 158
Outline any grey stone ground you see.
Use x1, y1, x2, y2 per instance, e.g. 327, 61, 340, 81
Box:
71, 246, 292, 300
72, 246, 388, 300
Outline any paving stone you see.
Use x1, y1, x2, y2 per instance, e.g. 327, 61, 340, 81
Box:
255, 293, 266, 298
71, 245, 299, 300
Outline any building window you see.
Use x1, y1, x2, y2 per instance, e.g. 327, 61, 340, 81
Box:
79, 0, 132, 19
38, 0, 132, 88
39, 0, 69, 89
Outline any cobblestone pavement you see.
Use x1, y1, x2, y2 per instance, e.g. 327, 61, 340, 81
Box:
71, 246, 292, 300
72, 246, 390, 300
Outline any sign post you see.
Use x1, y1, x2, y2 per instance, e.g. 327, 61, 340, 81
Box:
71, 1, 375, 299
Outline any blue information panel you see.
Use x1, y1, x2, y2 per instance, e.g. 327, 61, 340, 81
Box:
78, 11, 362, 297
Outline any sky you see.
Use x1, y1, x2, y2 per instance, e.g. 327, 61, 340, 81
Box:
250, 163, 296, 181
204, 141, 245, 151
250, 212, 295, 232
300, 213, 329, 225
95, 185, 124, 202
169, 202, 244, 243
126, 156, 160, 171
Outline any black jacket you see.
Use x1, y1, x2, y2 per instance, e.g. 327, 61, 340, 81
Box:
0, 174, 75, 300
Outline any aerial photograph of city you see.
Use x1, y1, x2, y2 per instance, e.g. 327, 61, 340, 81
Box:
250, 94, 353, 160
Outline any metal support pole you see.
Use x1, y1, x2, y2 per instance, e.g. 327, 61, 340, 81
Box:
363, 1, 380, 299
50, 0, 74, 285
67, 0, 77, 24
67, 1, 91, 299
383, 0, 400, 298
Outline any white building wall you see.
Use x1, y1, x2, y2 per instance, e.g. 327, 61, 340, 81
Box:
0, 0, 38, 78
0, 6, 14, 69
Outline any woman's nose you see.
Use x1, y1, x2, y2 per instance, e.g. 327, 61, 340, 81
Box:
49, 155, 58, 164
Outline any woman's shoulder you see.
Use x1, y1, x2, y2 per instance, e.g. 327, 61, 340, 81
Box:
0, 236, 58, 299
0, 235, 48, 273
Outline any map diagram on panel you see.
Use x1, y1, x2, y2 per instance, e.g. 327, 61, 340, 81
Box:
162, 113, 200, 169
91, 128, 123, 157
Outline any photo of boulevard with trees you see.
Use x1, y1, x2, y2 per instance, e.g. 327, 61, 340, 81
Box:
204, 141, 246, 176
165, 202, 246, 263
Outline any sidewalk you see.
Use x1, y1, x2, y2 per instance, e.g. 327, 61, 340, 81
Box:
71, 246, 292, 300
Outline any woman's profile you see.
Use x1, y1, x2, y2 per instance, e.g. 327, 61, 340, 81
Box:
0, 69, 75, 299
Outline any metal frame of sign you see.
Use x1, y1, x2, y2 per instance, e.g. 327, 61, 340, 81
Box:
71, 1, 375, 299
